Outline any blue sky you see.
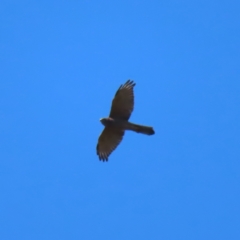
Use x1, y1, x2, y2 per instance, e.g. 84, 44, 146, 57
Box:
0, 1, 240, 239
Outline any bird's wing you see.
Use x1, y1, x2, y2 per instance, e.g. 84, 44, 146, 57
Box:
97, 127, 124, 161
109, 80, 136, 120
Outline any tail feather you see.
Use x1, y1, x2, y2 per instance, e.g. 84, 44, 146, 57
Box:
128, 122, 155, 135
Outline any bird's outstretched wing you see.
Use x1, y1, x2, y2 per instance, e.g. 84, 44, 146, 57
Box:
97, 127, 124, 161
109, 80, 136, 120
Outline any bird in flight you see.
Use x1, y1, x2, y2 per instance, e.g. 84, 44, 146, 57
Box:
97, 80, 155, 161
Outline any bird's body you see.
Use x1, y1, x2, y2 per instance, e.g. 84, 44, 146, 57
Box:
100, 117, 154, 135
97, 80, 155, 161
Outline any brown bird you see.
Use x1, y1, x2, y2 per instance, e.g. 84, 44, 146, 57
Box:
97, 80, 155, 161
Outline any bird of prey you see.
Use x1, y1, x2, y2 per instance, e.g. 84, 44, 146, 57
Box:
97, 80, 155, 161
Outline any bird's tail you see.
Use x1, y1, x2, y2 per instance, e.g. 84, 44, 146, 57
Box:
128, 122, 155, 135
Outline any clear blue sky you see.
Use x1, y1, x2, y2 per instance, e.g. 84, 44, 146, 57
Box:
0, 1, 239, 239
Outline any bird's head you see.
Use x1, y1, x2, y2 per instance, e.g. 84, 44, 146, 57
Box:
100, 117, 107, 126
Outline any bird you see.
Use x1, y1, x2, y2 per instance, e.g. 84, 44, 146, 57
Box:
96, 80, 155, 161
